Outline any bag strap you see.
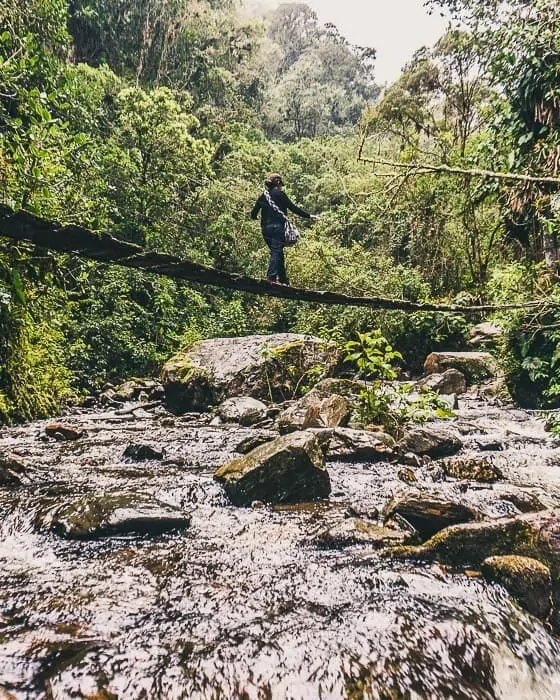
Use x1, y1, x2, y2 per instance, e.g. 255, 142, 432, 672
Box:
263, 190, 289, 221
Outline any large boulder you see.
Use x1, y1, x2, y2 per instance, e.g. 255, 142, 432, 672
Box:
161, 334, 338, 413
398, 425, 462, 458
424, 351, 500, 385
214, 431, 331, 506
392, 511, 560, 623
37, 494, 191, 539
383, 491, 481, 540
389, 510, 560, 571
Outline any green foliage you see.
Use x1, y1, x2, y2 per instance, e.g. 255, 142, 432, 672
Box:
428, 0, 560, 255
1, 0, 558, 424
354, 382, 455, 435
0, 268, 75, 423
342, 331, 453, 434
344, 330, 402, 381
487, 264, 560, 408
262, 4, 378, 139
543, 413, 560, 436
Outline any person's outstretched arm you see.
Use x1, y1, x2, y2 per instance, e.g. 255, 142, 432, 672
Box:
279, 191, 311, 219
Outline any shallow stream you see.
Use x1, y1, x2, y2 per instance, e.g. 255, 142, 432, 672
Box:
2, 396, 560, 699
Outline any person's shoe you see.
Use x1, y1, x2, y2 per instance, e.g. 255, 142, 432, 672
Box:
267, 277, 281, 285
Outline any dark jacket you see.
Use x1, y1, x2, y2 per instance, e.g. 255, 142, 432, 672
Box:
251, 189, 311, 232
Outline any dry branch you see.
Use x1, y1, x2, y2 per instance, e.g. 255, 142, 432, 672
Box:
358, 156, 560, 185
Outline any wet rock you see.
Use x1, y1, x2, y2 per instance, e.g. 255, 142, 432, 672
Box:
390, 511, 560, 568
113, 380, 138, 401
326, 427, 395, 461
481, 555, 552, 620
425, 463, 446, 483
398, 425, 462, 458
38, 494, 191, 539
276, 378, 363, 433
235, 430, 278, 454
161, 334, 338, 413
400, 452, 424, 468
0, 452, 27, 486
417, 369, 467, 396
424, 351, 499, 384
113, 378, 159, 402
439, 393, 459, 410
148, 383, 165, 401
469, 322, 503, 348
478, 376, 513, 403
383, 491, 481, 540
214, 431, 331, 506
276, 394, 351, 433
99, 387, 124, 408
217, 397, 268, 426
123, 443, 164, 461
44, 423, 85, 441
81, 395, 97, 408
397, 468, 417, 484
475, 439, 504, 452
313, 519, 412, 549
498, 492, 546, 513
344, 505, 379, 521
309, 378, 364, 399
441, 456, 502, 483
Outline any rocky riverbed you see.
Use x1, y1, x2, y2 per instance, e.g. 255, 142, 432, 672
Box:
2, 387, 560, 699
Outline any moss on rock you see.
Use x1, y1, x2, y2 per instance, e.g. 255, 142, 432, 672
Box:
481, 555, 552, 620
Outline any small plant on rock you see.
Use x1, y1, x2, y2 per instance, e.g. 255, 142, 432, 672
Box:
344, 330, 453, 435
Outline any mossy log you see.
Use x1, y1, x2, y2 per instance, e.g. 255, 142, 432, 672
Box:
0, 205, 546, 315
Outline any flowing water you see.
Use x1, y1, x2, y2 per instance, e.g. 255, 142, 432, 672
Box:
2, 395, 560, 699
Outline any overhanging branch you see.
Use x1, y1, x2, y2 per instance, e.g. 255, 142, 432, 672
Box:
358, 156, 560, 185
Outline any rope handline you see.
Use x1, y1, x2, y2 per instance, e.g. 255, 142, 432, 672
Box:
0, 204, 551, 316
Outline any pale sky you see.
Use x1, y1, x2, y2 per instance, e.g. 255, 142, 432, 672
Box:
306, 0, 449, 83
247, 0, 450, 85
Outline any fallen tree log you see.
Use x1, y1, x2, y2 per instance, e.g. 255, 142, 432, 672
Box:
0, 205, 547, 315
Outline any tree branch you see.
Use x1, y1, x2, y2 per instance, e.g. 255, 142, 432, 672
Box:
357, 156, 560, 185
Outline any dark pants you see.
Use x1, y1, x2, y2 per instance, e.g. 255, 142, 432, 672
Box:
263, 226, 288, 283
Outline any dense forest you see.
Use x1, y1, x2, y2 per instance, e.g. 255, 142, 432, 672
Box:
1, 0, 560, 422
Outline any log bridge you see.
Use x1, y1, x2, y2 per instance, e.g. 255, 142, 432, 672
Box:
0, 205, 546, 315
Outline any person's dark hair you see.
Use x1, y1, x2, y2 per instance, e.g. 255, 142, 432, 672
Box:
265, 173, 283, 190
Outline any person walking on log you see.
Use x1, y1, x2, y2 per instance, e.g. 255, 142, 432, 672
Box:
251, 173, 317, 285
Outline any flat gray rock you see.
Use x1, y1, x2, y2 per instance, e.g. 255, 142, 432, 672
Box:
37, 494, 191, 539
